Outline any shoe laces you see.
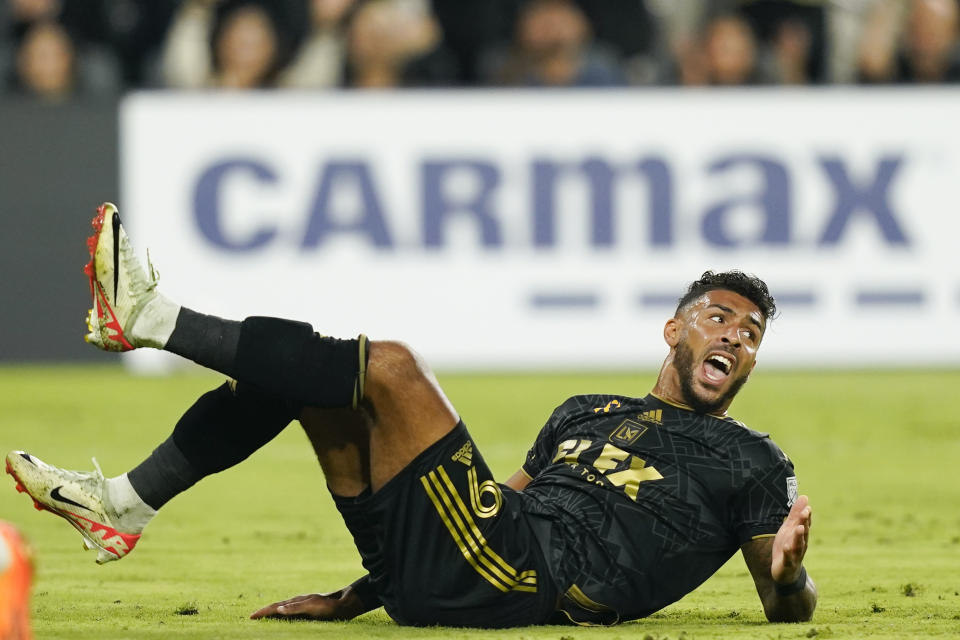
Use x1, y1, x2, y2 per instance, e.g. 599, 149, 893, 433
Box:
91, 457, 105, 480
120, 241, 158, 297
146, 249, 160, 285
52, 458, 105, 489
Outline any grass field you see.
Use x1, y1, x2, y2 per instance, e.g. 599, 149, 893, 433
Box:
1, 365, 959, 639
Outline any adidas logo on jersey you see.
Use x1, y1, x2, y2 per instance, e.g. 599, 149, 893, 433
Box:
638, 409, 663, 425
451, 442, 474, 466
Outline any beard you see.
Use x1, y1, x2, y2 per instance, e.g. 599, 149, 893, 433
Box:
674, 339, 750, 414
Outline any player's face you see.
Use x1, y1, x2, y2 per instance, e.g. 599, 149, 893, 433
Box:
671, 290, 765, 414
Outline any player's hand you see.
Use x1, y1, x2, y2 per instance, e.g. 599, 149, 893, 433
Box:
249, 589, 363, 621
771, 494, 811, 585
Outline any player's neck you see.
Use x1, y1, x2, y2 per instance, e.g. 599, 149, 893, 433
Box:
651, 361, 729, 417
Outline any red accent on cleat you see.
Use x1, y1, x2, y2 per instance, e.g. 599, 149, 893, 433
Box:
92, 280, 134, 351
31, 501, 43, 512
83, 203, 136, 352
84, 205, 107, 295
63, 511, 141, 559
15, 484, 25, 494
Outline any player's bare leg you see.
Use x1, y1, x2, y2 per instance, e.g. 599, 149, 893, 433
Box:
300, 341, 458, 495
361, 341, 459, 491
299, 407, 371, 498
260, 341, 459, 622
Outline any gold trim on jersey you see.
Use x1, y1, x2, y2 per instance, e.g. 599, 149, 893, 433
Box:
649, 392, 728, 417
420, 465, 537, 593
558, 584, 621, 626
751, 533, 776, 540
649, 392, 693, 411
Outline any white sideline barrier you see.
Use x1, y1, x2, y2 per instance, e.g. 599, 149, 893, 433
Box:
121, 89, 960, 372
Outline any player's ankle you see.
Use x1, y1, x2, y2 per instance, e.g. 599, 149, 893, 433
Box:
129, 294, 181, 350
104, 474, 156, 534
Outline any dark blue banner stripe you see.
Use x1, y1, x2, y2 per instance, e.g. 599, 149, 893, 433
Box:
855, 290, 924, 306
775, 291, 817, 306
530, 293, 599, 309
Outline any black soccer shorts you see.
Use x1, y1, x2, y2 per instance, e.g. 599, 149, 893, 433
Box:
333, 421, 559, 627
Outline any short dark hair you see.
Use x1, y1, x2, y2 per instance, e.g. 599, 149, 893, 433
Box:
675, 270, 777, 320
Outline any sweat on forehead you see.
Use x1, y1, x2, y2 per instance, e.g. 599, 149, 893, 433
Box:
674, 270, 777, 321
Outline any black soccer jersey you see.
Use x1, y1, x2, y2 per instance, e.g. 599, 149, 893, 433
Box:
518, 393, 797, 625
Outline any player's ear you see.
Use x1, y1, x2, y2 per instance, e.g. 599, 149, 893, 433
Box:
664, 317, 680, 347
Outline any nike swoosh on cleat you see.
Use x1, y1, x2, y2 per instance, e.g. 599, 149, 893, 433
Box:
51, 486, 94, 512
111, 211, 121, 305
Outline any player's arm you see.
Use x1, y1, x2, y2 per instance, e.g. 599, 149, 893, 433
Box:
503, 468, 532, 490
249, 574, 381, 621
740, 495, 817, 622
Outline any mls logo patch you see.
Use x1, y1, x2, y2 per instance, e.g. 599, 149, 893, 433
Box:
609, 419, 648, 446
786, 476, 799, 507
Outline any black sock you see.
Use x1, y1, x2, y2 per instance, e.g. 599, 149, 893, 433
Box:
127, 437, 202, 511
165, 312, 369, 410
164, 307, 242, 377
127, 382, 295, 510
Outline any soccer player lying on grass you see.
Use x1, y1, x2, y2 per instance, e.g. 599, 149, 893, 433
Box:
7, 203, 816, 627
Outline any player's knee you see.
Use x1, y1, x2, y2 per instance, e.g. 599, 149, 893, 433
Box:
367, 340, 431, 389
364, 341, 457, 433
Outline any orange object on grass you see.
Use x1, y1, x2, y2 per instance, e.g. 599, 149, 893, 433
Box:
0, 521, 32, 640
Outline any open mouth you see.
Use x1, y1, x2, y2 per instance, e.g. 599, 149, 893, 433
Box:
702, 352, 734, 384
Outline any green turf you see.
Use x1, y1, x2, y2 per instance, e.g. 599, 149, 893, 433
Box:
2, 365, 959, 639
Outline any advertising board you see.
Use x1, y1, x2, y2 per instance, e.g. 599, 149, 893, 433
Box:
121, 90, 960, 370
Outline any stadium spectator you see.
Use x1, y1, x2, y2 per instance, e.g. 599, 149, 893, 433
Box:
161, 0, 299, 90
278, 0, 357, 88
6, 20, 120, 101
573, 0, 660, 84
158, 0, 217, 88
210, 3, 282, 88
9, 20, 74, 100
858, 0, 960, 83
677, 12, 764, 86
343, 0, 457, 88
479, 0, 626, 87
739, 0, 827, 84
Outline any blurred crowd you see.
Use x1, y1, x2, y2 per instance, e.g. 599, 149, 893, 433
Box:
2, 0, 960, 101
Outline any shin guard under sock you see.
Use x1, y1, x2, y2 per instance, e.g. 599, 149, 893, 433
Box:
127, 382, 295, 509
165, 312, 368, 410
233, 317, 369, 409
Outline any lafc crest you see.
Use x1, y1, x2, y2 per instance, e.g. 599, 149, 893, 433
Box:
609, 419, 648, 446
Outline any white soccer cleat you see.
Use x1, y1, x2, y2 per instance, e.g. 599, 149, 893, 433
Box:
83, 202, 161, 352
5, 451, 141, 564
